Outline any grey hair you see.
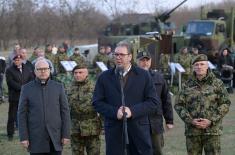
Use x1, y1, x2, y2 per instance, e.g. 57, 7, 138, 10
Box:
116, 41, 132, 54
34, 58, 50, 71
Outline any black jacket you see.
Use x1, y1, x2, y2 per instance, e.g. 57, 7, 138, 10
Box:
149, 70, 173, 134
6, 64, 34, 102
24, 60, 35, 76
0, 59, 6, 74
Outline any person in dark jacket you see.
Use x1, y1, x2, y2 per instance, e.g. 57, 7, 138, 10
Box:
20, 48, 35, 75
92, 42, 161, 155
137, 51, 174, 155
18, 59, 70, 155
218, 48, 233, 70
5, 54, 34, 140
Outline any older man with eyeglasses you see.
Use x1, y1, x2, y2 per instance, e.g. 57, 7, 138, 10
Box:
18, 59, 70, 155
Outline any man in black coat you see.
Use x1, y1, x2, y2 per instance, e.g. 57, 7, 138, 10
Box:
137, 51, 174, 155
18, 59, 70, 155
5, 54, 34, 140
93, 42, 161, 155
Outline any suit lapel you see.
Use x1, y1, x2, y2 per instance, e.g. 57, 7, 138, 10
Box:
124, 67, 137, 93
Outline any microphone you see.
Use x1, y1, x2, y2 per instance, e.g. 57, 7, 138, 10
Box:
115, 67, 129, 153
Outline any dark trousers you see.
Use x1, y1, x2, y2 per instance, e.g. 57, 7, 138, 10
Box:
7, 101, 18, 137
0, 73, 3, 98
151, 133, 164, 155
30, 139, 61, 155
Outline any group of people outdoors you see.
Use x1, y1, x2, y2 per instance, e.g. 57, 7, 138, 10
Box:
0, 40, 232, 155
172, 46, 235, 83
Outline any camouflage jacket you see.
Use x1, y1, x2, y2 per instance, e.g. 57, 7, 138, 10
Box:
160, 54, 170, 70
92, 53, 110, 75
45, 52, 55, 64
55, 73, 73, 93
54, 52, 69, 74
174, 53, 192, 75
68, 78, 101, 136
174, 71, 230, 136
70, 54, 86, 66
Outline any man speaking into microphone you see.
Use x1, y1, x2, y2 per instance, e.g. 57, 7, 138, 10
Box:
92, 42, 161, 155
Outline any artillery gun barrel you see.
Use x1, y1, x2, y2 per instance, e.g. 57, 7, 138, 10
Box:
157, 0, 187, 22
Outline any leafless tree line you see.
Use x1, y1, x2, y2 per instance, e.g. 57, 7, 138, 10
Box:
0, 0, 235, 50
0, 0, 109, 50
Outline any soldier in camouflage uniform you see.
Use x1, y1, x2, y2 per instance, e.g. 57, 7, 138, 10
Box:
54, 45, 69, 74
68, 64, 101, 155
45, 44, 55, 64
159, 53, 170, 72
174, 47, 193, 82
174, 54, 231, 155
70, 47, 86, 66
191, 47, 199, 60
29, 47, 39, 62
92, 46, 110, 76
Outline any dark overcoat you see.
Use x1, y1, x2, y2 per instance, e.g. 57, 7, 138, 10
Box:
149, 70, 173, 134
6, 64, 34, 102
18, 79, 70, 153
93, 66, 161, 155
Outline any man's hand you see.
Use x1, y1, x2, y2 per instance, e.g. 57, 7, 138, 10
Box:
124, 107, 132, 118
192, 118, 211, 129
166, 124, 174, 130
117, 107, 124, 120
20, 140, 29, 149
61, 138, 70, 145
198, 118, 211, 129
117, 106, 132, 119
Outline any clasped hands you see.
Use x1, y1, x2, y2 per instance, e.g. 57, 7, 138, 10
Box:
192, 118, 212, 129
117, 106, 132, 120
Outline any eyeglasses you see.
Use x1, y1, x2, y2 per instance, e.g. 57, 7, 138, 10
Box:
113, 53, 130, 58
36, 68, 50, 72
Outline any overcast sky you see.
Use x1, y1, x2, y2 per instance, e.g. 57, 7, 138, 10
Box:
96, 0, 225, 16
132, 0, 224, 13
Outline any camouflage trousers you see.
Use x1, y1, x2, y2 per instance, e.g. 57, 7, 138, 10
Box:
151, 133, 164, 155
186, 135, 221, 155
71, 133, 100, 155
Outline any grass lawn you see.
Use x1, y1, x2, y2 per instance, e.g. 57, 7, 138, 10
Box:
0, 94, 234, 155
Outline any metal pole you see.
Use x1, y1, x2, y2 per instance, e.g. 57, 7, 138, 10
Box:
120, 75, 129, 155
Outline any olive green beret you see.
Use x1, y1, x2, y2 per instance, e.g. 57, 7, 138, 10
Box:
72, 63, 87, 73
192, 54, 208, 64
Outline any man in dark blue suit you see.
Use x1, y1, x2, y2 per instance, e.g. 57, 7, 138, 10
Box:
92, 42, 161, 155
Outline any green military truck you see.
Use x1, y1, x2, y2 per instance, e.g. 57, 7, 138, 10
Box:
178, 7, 235, 63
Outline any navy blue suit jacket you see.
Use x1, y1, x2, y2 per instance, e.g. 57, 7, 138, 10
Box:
93, 66, 161, 155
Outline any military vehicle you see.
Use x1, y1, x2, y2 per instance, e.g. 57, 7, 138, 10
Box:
99, 0, 187, 69
180, 7, 235, 63
73, 44, 98, 64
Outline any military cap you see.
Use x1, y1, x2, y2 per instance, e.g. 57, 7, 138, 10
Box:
192, 54, 208, 64
72, 63, 87, 73
13, 54, 22, 60
136, 51, 151, 60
